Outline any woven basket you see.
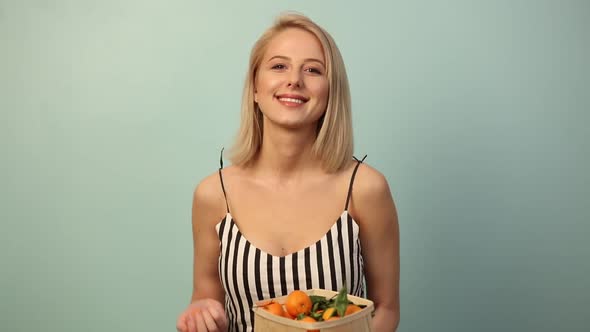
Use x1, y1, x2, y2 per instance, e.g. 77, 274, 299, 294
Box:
253, 289, 374, 332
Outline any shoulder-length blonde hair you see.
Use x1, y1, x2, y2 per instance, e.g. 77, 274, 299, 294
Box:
229, 13, 353, 172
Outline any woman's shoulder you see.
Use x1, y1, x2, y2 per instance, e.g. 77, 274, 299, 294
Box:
347, 161, 395, 221
344, 159, 390, 194
192, 169, 229, 222
193, 165, 244, 208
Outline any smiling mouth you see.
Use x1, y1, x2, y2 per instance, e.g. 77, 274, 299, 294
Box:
275, 95, 309, 105
278, 97, 305, 104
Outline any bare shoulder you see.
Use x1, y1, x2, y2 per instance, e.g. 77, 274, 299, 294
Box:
348, 162, 397, 225
192, 170, 227, 226
193, 170, 224, 206
353, 163, 392, 200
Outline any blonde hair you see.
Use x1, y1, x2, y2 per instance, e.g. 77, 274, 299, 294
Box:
229, 13, 353, 172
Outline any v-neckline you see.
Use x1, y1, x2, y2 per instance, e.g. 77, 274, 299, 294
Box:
215, 210, 357, 258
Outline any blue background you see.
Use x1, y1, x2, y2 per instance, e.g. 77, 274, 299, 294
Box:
1, 1, 588, 331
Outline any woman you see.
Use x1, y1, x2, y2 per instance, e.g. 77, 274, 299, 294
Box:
176, 13, 399, 332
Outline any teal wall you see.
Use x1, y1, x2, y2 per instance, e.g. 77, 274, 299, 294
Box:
1, 1, 588, 331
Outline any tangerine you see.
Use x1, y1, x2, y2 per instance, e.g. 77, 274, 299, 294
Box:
300, 316, 317, 322
322, 307, 337, 321
300, 316, 319, 332
285, 290, 312, 317
283, 309, 296, 320
262, 301, 286, 317
344, 304, 363, 316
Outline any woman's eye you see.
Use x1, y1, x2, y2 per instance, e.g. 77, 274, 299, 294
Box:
271, 64, 286, 70
305, 67, 322, 74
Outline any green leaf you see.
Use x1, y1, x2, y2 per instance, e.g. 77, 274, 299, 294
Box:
309, 295, 331, 312
310, 295, 326, 304
310, 310, 323, 321
311, 301, 319, 313
334, 284, 349, 317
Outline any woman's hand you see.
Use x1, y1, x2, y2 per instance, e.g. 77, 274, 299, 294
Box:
176, 298, 228, 332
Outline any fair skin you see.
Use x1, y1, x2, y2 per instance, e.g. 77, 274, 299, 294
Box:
177, 27, 399, 332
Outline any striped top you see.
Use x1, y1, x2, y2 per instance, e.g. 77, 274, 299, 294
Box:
215, 156, 367, 332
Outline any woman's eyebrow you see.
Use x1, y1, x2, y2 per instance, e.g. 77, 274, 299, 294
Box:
305, 58, 325, 67
268, 55, 290, 62
267, 55, 325, 67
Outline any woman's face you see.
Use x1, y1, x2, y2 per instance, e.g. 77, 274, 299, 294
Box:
254, 28, 329, 131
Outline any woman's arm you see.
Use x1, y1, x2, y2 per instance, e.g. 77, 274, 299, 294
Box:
350, 164, 400, 331
190, 173, 227, 304
177, 173, 228, 332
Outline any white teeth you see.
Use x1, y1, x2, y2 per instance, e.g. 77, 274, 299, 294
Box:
278, 97, 305, 104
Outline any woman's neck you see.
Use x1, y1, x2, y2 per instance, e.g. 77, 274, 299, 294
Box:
252, 123, 322, 182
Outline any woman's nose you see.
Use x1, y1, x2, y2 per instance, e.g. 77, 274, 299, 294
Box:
287, 71, 302, 88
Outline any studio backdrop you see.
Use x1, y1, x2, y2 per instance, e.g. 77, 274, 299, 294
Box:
1, 1, 588, 331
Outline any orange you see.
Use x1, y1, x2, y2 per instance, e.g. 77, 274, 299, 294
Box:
299, 316, 319, 332
321, 307, 337, 321
300, 316, 317, 322
344, 304, 363, 316
326, 316, 340, 321
283, 309, 296, 320
262, 301, 286, 317
285, 290, 312, 317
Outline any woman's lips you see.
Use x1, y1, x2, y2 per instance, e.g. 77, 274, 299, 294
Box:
275, 94, 309, 107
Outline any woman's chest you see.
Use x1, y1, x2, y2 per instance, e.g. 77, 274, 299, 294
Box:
226, 182, 348, 257
235, 204, 344, 257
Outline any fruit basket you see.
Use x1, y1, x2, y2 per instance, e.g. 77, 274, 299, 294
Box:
253, 289, 374, 332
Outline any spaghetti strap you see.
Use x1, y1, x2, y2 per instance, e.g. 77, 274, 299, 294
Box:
218, 148, 230, 213
344, 155, 367, 211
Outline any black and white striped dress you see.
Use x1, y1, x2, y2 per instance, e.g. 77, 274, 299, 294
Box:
216, 157, 367, 332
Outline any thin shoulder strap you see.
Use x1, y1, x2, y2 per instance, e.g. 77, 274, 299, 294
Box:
344, 155, 367, 211
218, 148, 230, 213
